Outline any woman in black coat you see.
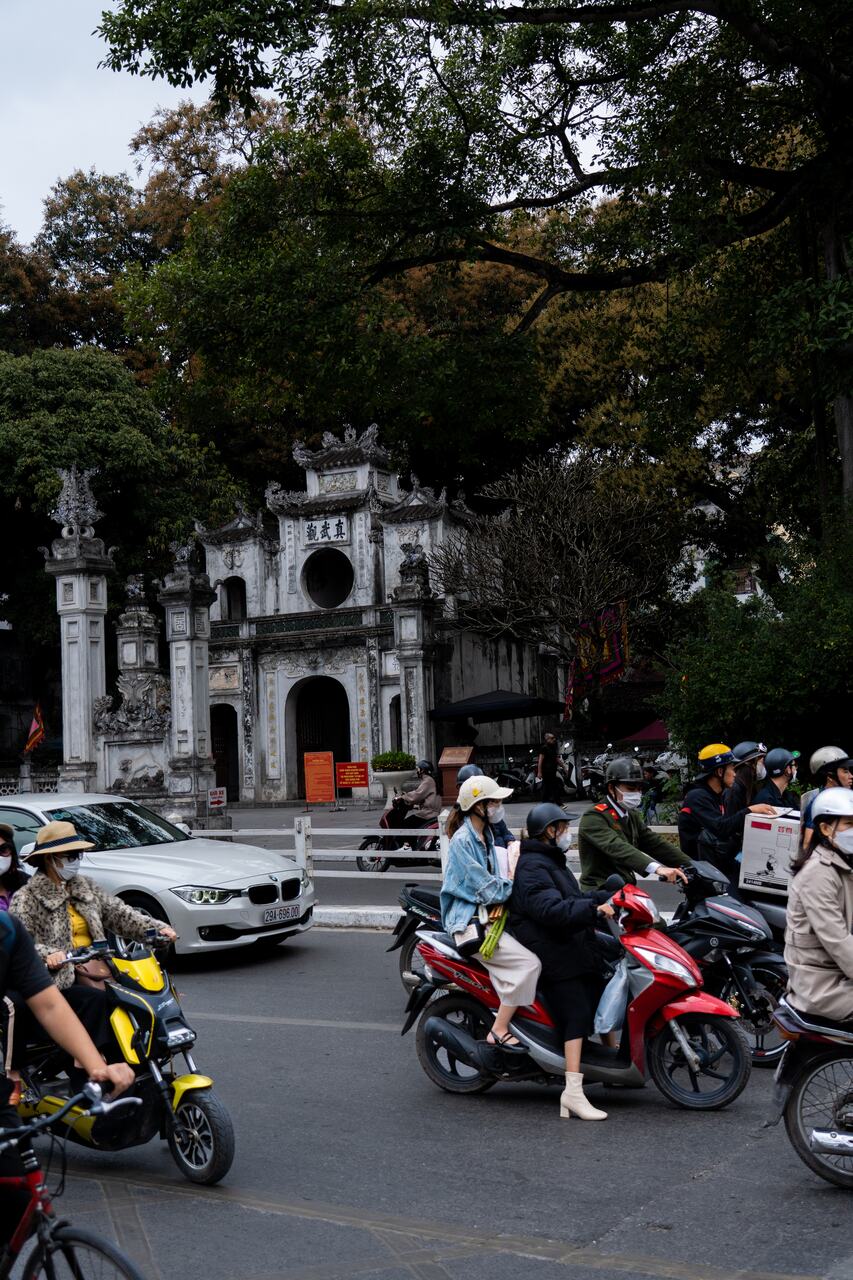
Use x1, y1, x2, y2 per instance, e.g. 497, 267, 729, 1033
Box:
509, 803, 615, 1121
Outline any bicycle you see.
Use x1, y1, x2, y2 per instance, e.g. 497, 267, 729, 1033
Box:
0, 1082, 147, 1279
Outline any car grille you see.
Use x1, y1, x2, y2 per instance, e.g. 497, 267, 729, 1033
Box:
247, 884, 278, 905
281, 878, 301, 902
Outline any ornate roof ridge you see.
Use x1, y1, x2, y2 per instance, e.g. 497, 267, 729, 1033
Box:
292, 423, 393, 470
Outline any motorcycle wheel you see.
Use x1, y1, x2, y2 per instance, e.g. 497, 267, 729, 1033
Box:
784, 1052, 853, 1188
168, 1088, 235, 1184
647, 1014, 751, 1110
357, 839, 390, 873
399, 932, 428, 990
415, 993, 496, 1094
717, 964, 787, 1067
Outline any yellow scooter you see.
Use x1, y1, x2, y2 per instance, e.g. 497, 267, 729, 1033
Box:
17, 931, 234, 1184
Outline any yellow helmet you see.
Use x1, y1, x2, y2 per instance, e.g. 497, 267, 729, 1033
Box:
696, 743, 737, 777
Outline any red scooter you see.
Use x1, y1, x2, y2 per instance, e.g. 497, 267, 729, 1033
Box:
402, 880, 752, 1109
356, 794, 440, 873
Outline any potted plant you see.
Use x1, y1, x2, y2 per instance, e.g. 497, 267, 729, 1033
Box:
371, 750, 418, 800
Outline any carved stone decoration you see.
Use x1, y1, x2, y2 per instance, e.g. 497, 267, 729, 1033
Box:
320, 472, 358, 494
391, 543, 432, 601
109, 756, 165, 794
94, 672, 171, 735
125, 574, 145, 603
51, 466, 103, 538
242, 657, 255, 790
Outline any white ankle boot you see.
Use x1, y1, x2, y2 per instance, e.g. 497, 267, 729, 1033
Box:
559, 1072, 607, 1120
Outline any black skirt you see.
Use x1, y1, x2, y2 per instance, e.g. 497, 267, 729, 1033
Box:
540, 972, 605, 1042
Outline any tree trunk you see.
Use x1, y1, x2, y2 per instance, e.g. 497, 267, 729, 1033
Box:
822, 212, 853, 505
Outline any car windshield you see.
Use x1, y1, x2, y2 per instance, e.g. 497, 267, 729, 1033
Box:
44, 802, 190, 851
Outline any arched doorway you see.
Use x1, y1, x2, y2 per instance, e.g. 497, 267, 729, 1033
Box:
293, 677, 351, 797
211, 704, 239, 799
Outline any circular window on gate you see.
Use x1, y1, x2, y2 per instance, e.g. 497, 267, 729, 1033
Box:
303, 547, 355, 609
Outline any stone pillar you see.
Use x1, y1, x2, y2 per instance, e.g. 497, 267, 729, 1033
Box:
390, 544, 436, 762
43, 467, 113, 792
157, 544, 217, 817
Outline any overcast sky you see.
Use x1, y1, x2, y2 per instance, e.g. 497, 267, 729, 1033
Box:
1, 0, 208, 244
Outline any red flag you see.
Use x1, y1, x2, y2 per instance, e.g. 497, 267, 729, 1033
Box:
24, 704, 45, 754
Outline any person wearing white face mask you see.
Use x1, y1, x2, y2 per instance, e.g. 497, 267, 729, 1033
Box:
0, 825, 26, 913
510, 804, 616, 1120
785, 789, 853, 1023
578, 757, 692, 892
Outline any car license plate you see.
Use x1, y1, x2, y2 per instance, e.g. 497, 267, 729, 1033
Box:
262, 904, 301, 924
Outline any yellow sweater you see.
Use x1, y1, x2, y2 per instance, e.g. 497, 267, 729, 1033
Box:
67, 903, 92, 948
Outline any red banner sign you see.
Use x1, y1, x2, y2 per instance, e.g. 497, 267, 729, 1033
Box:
304, 752, 335, 803
336, 761, 369, 789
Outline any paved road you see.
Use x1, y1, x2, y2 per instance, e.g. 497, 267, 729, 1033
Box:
208, 803, 682, 913
51, 930, 849, 1280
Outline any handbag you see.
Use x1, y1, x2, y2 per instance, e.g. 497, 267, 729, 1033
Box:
74, 959, 112, 989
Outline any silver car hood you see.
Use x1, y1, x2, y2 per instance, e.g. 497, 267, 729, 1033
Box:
81, 837, 301, 889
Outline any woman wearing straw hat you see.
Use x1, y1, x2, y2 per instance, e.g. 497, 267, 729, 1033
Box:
10, 821, 175, 1059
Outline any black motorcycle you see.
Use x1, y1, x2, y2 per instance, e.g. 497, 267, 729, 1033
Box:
667, 861, 788, 1067
387, 883, 442, 988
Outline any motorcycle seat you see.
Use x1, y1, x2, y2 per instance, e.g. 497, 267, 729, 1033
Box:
777, 999, 853, 1040
404, 885, 441, 911
748, 900, 787, 932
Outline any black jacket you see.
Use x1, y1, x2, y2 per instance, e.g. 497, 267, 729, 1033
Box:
678, 779, 749, 868
752, 780, 798, 809
509, 838, 610, 980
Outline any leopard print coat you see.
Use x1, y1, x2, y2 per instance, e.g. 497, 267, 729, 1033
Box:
10, 873, 164, 990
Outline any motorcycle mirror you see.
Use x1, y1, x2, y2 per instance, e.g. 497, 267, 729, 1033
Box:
602, 873, 626, 893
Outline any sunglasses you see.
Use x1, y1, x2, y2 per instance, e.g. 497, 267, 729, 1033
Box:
0, 842, 14, 856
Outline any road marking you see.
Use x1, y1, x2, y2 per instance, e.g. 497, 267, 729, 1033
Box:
70, 1169, 821, 1280
97, 1177, 165, 1280
186, 1010, 401, 1032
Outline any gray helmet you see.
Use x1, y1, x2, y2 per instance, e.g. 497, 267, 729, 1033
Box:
416, 759, 434, 774
606, 757, 644, 785
457, 763, 483, 785
809, 746, 851, 779
732, 740, 767, 764
764, 747, 799, 777
526, 803, 570, 838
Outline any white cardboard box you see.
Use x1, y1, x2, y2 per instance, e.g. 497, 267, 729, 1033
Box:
740, 808, 800, 898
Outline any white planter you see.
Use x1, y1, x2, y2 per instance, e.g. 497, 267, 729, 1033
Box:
372, 769, 418, 802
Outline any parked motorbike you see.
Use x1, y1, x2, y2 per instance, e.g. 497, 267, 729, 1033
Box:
768, 997, 853, 1188
666, 861, 788, 1066
495, 756, 529, 795
403, 878, 752, 1110
16, 931, 235, 1185
356, 794, 440, 872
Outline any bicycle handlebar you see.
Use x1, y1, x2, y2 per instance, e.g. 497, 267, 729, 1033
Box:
0, 1082, 142, 1152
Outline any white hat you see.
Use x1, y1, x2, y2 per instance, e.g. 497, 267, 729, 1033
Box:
812, 789, 853, 823
457, 776, 513, 811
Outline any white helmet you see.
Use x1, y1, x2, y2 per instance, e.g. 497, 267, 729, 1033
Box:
812, 789, 853, 823
809, 746, 848, 776
457, 776, 513, 811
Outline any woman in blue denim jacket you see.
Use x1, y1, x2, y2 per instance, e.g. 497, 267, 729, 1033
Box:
441, 776, 541, 1050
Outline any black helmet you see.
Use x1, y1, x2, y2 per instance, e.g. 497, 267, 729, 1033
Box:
526, 803, 570, 838
416, 759, 434, 774
605, 757, 644, 785
732, 740, 767, 764
457, 763, 483, 785
764, 747, 799, 777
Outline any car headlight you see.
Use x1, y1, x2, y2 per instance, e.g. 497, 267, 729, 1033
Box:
170, 886, 240, 905
634, 946, 697, 987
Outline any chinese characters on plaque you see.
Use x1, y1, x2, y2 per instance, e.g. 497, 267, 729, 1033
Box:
303, 515, 350, 545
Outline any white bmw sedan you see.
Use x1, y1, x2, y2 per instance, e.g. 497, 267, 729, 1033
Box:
0, 793, 314, 954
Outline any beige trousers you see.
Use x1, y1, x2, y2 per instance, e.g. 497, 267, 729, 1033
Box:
476, 931, 541, 1008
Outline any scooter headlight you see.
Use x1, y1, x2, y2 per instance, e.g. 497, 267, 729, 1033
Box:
634, 946, 697, 987
165, 1026, 196, 1048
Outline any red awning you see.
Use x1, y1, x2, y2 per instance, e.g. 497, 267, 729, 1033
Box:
618, 719, 669, 744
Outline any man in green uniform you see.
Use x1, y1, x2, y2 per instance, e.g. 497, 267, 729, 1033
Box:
578, 757, 692, 890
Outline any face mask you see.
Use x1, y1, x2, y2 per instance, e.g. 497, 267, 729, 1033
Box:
555, 831, 572, 852
0, 854, 11, 876
832, 830, 853, 858
486, 803, 506, 825
55, 856, 81, 882
618, 789, 643, 810
755, 763, 767, 781
790, 768, 798, 782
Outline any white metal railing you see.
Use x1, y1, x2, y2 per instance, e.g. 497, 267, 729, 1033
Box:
186, 818, 680, 883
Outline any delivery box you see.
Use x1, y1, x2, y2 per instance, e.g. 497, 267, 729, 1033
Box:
739, 808, 800, 898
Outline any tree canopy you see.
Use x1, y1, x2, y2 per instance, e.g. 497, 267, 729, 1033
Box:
99, 2, 853, 496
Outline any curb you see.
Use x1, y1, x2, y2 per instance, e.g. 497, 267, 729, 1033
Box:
314, 906, 399, 929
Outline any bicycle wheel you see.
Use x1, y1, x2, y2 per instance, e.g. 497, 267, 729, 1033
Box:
23, 1225, 147, 1280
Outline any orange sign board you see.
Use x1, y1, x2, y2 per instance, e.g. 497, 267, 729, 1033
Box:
304, 751, 335, 803
336, 761, 369, 789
